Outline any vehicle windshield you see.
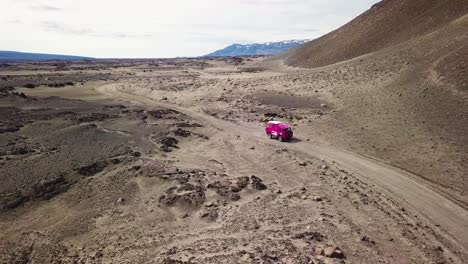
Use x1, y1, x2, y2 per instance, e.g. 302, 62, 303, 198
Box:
282, 128, 292, 132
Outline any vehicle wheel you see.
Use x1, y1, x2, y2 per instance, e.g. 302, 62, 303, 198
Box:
278, 136, 283, 142
267, 133, 272, 139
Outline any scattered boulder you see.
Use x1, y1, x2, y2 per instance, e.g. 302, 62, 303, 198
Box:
264, 112, 278, 117
160, 137, 179, 152
159, 184, 205, 207
294, 231, 324, 242
111, 158, 121, 164
207, 181, 231, 196
313, 196, 323, 202
230, 185, 242, 193
131, 151, 142, 157
200, 208, 219, 222
23, 83, 36, 88
251, 175, 267, 190
10, 92, 27, 99
323, 246, 344, 259
229, 193, 241, 201
236, 176, 250, 189
359, 235, 376, 245
204, 201, 218, 208
173, 128, 191, 137
276, 148, 288, 153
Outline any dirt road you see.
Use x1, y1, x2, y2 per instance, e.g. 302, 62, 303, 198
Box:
99, 83, 468, 252
6, 58, 466, 262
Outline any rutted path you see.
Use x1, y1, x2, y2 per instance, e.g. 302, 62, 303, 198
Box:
98, 83, 468, 252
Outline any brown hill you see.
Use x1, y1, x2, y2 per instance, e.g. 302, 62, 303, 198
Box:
274, 0, 468, 205
281, 0, 468, 68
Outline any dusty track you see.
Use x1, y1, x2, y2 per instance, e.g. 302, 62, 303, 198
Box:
98, 83, 468, 252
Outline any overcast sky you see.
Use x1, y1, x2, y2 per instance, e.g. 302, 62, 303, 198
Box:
1, 0, 379, 58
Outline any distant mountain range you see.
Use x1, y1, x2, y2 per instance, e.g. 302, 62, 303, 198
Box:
0, 51, 94, 61
204, 40, 309, 57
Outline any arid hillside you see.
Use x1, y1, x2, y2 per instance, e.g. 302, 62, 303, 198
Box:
281, 0, 468, 69
273, 0, 468, 206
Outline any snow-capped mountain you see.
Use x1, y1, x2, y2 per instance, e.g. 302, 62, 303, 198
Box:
204, 40, 310, 57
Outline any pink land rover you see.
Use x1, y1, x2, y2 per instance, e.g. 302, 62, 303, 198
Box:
265, 121, 293, 142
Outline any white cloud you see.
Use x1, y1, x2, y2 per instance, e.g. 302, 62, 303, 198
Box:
30, 4, 62, 11
0, 0, 380, 58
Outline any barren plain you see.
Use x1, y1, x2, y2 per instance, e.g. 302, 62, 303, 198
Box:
0, 55, 466, 263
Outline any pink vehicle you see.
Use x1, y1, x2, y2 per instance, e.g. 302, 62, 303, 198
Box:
265, 121, 293, 142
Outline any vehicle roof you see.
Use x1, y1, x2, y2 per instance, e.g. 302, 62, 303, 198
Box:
267, 121, 290, 128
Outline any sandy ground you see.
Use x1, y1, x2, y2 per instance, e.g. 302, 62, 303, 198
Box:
1, 57, 467, 263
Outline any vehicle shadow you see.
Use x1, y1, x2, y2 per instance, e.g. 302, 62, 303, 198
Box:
288, 138, 303, 144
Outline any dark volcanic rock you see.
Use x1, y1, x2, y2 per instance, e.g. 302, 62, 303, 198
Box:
230, 185, 242, 193
200, 208, 219, 222
160, 137, 179, 152
9, 146, 34, 155
236, 176, 250, 189
0, 107, 29, 134
251, 175, 267, 190
159, 184, 205, 207
323, 246, 345, 259
162, 258, 196, 264
76, 161, 108, 176
0, 122, 22, 134
294, 231, 325, 242
148, 109, 180, 119
131, 151, 142, 157
77, 113, 114, 123
207, 181, 231, 197
175, 122, 203, 128
32, 175, 70, 200
0, 192, 29, 210
23, 83, 37, 88
229, 193, 241, 201
103, 104, 127, 110
173, 128, 191, 137
264, 112, 278, 117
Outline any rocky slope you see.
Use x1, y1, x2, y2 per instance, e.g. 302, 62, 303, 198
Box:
273, 0, 468, 205
280, 0, 468, 68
